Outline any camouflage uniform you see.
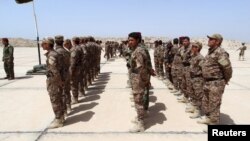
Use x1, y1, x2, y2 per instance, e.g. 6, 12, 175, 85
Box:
2, 44, 14, 79
158, 44, 165, 77
171, 45, 182, 90
180, 45, 192, 99
45, 49, 64, 119
140, 44, 152, 111
237, 45, 247, 60
190, 53, 205, 109
55, 36, 71, 113
69, 42, 84, 102
154, 44, 160, 75
131, 46, 149, 121
202, 46, 232, 123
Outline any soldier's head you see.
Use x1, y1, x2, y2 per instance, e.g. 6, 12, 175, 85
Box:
1, 38, 9, 46
207, 34, 223, 48
167, 41, 173, 48
72, 37, 80, 46
154, 40, 159, 47
158, 40, 163, 45
191, 41, 202, 54
54, 35, 64, 45
242, 42, 245, 45
173, 38, 179, 45
182, 36, 190, 47
64, 39, 72, 50
128, 32, 142, 49
41, 37, 54, 50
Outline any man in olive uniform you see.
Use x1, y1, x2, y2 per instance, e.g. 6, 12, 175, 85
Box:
41, 38, 64, 129
188, 41, 205, 119
237, 43, 247, 61
128, 32, 149, 132
54, 35, 71, 115
198, 34, 232, 126
2, 38, 15, 80
70, 37, 84, 104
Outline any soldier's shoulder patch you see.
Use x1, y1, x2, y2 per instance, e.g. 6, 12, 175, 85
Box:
71, 51, 76, 57
48, 56, 56, 65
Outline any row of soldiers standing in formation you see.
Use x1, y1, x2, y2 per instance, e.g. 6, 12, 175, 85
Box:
41, 36, 102, 129
124, 33, 233, 132
104, 41, 129, 60
154, 34, 233, 132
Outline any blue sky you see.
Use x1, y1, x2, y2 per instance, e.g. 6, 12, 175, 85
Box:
0, 0, 250, 42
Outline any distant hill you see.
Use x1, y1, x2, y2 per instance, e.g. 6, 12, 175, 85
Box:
0, 38, 36, 47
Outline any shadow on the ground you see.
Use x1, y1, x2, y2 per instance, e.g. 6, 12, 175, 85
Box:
65, 111, 95, 126
0, 75, 33, 80
79, 95, 101, 103
145, 102, 167, 130
85, 72, 111, 96
220, 113, 235, 125
149, 95, 157, 103
69, 102, 98, 116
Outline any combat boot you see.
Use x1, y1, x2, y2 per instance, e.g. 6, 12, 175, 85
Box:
170, 89, 178, 93
48, 117, 64, 129
197, 116, 212, 124
79, 91, 86, 97
173, 91, 182, 96
66, 104, 72, 114
190, 108, 201, 119
129, 120, 145, 133
167, 84, 174, 90
178, 96, 188, 103
185, 106, 195, 113
71, 97, 78, 104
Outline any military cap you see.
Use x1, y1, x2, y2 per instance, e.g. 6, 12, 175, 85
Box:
1, 38, 9, 42
44, 37, 54, 45
55, 35, 64, 41
192, 41, 203, 50
128, 32, 142, 41
207, 34, 223, 41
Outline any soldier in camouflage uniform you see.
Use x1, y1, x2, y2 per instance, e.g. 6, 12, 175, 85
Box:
198, 34, 232, 125
128, 32, 149, 132
237, 43, 247, 61
2, 38, 15, 80
154, 40, 160, 76
54, 35, 71, 116
157, 40, 165, 79
42, 38, 64, 129
70, 37, 84, 104
178, 37, 192, 104
188, 41, 205, 119
170, 38, 183, 94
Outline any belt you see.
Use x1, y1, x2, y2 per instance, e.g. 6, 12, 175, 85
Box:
205, 78, 222, 81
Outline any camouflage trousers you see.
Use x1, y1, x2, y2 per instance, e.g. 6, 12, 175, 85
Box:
71, 69, 84, 99
164, 63, 172, 82
131, 72, 147, 120
154, 57, 160, 75
4, 61, 14, 79
202, 80, 225, 123
190, 77, 204, 109
180, 67, 192, 99
171, 67, 182, 90
158, 58, 164, 77
47, 80, 63, 119
143, 75, 151, 111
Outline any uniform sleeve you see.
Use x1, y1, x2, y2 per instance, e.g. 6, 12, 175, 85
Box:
48, 56, 61, 80
9, 46, 14, 58
218, 52, 232, 83
69, 51, 77, 75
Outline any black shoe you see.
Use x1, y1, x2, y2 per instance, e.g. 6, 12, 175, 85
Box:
4, 76, 9, 79
8, 77, 15, 80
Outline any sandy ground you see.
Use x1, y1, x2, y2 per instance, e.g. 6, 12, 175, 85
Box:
0, 47, 249, 141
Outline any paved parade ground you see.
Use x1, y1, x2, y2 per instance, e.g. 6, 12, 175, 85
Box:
0, 47, 250, 141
